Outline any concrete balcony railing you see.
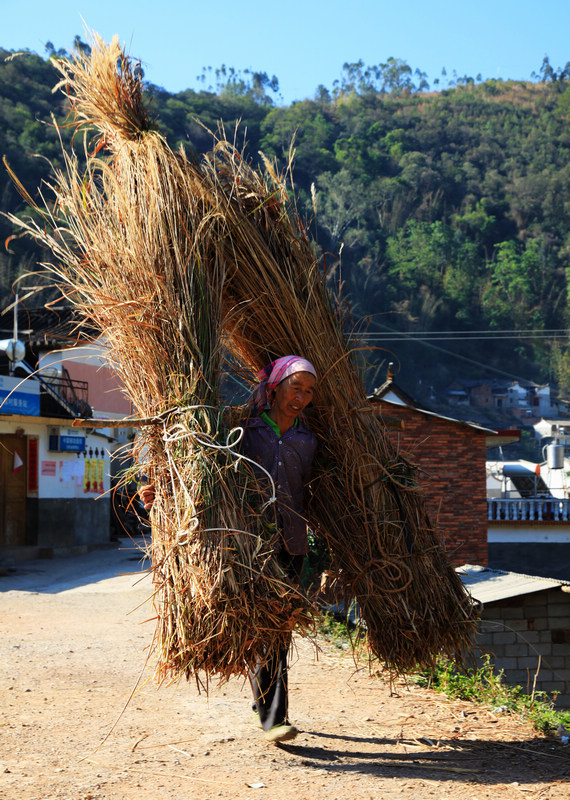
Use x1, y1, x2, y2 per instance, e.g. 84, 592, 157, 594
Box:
488, 497, 570, 522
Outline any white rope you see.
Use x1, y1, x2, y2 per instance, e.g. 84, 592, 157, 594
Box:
160, 416, 197, 534
159, 410, 277, 513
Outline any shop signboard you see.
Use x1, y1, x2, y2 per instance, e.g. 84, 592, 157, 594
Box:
0, 375, 40, 416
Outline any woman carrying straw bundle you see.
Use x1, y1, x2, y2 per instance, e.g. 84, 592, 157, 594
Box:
142, 354, 318, 743
243, 355, 317, 743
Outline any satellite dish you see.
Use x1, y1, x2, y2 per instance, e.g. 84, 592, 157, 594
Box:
0, 338, 25, 362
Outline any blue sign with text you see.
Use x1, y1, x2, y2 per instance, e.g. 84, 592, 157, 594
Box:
59, 433, 86, 452
0, 375, 40, 416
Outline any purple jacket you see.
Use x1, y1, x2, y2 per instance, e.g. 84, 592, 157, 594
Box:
240, 415, 317, 555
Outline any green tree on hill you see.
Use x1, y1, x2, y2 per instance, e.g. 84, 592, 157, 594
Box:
2, 45, 570, 392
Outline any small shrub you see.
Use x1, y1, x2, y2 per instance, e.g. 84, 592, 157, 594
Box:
415, 655, 570, 735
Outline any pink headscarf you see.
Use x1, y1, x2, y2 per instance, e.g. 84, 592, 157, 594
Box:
250, 355, 317, 415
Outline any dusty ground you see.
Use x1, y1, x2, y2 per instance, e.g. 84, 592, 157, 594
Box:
1, 537, 568, 800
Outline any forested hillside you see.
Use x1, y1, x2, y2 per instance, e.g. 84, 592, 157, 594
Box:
2, 45, 570, 396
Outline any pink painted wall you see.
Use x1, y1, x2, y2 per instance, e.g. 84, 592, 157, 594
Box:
63, 361, 132, 415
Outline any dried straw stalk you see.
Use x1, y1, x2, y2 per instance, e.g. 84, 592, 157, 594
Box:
6, 34, 316, 684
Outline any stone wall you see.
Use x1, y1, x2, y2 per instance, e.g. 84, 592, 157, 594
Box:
476, 588, 570, 707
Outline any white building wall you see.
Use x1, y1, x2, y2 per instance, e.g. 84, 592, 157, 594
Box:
35, 429, 111, 499
0, 418, 112, 498
0, 416, 114, 552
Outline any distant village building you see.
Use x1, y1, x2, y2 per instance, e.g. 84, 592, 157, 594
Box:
533, 418, 570, 456
444, 378, 558, 419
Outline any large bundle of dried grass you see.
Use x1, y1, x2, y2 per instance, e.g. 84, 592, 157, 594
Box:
6, 34, 315, 684
8, 35, 476, 680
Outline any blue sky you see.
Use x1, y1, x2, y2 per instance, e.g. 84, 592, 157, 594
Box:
3, 0, 570, 104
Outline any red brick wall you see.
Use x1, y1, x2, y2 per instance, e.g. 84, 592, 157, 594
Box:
375, 403, 488, 566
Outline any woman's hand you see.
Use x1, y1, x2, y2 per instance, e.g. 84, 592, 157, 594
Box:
139, 484, 155, 511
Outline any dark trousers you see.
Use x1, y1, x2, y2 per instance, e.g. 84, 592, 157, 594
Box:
249, 551, 304, 731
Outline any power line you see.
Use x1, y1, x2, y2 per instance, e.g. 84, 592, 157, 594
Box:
361, 327, 570, 336
358, 333, 565, 342
348, 321, 548, 383
349, 320, 560, 381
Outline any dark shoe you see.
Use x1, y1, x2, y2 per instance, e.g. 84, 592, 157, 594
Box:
265, 723, 298, 743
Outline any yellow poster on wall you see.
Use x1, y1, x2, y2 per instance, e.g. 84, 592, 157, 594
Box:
96, 458, 105, 493
83, 458, 92, 493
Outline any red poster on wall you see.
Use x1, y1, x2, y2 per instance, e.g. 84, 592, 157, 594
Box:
28, 438, 39, 492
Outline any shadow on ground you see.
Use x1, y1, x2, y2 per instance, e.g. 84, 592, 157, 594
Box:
277, 729, 569, 785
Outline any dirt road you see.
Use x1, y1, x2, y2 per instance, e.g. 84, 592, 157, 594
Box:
1, 537, 568, 800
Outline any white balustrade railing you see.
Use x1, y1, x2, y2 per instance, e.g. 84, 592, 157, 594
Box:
488, 497, 570, 521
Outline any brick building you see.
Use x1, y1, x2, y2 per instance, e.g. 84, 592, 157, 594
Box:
370, 367, 519, 566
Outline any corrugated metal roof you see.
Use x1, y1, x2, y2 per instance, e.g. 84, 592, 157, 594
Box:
457, 564, 570, 604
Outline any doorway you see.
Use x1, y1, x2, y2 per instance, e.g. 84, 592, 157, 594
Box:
0, 434, 27, 547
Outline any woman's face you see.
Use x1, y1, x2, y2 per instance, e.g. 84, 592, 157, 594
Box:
271, 371, 316, 423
